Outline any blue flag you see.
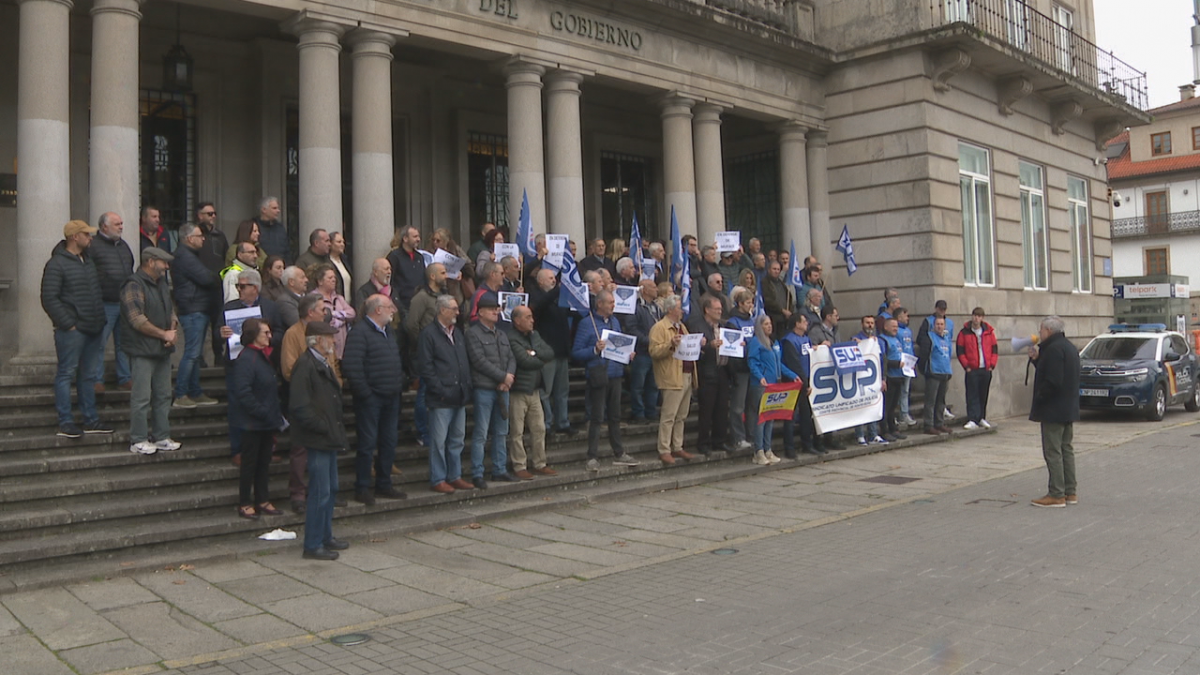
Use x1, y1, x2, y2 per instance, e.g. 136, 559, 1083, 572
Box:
681, 254, 692, 320
630, 213, 645, 279
754, 276, 765, 319
836, 224, 858, 275
517, 189, 535, 260
557, 249, 591, 313
669, 206, 683, 289
788, 239, 803, 288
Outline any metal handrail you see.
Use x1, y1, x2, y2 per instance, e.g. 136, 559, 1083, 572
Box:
1112, 210, 1200, 238
932, 0, 1148, 110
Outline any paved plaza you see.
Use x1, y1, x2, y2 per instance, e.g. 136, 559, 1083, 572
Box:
3, 412, 1199, 675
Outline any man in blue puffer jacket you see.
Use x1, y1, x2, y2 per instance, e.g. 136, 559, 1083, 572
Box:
572, 290, 639, 471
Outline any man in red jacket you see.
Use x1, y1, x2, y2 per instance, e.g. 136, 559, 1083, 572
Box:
956, 307, 999, 430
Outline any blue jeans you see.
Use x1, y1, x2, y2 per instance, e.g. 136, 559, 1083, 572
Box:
540, 357, 570, 430
471, 388, 510, 478
899, 376, 913, 418
428, 406, 465, 485
856, 421, 880, 440
628, 354, 658, 418
353, 393, 400, 491
175, 312, 209, 399
55, 328, 102, 427
746, 381, 764, 449
303, 448, 338, 552
756, 418, 775, 453
415, 380, 429, 445
96, 302, 130, 385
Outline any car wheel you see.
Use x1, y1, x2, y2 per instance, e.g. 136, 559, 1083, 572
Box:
1147, 384, 1167, 421
1186, 383, 1200, 413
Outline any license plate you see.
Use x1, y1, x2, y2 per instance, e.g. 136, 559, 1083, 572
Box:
1080, 388, 1107, 397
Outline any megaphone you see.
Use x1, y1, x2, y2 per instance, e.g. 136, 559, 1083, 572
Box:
1011, 335, 1039, 352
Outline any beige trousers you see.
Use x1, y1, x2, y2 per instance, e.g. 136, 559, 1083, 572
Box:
508, 391, 547, 470
657, 373, 692, 455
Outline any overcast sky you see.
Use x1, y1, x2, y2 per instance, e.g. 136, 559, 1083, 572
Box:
1094, 0, 1195, 109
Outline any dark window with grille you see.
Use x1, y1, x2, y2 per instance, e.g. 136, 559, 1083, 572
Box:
140, 90, 195, 239
724, 150, 781, 255
467, 132, 509, 235
600, 152, 655, 242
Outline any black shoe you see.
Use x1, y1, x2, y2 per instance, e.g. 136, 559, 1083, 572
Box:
83, 421, 114, 434
472, 476, 489, 490
291, 500, 306, 515
354, 489, 376, 506
323, 537, 350, 551
882, 433, 898, 442
302, 548, 339, 561
632, 416, 647, 424
490, 473, 519, 483
375, 486, 408, 500
784, 449, 798, 460
893, 432, 908, 440
828, 439, 846, 450
334, 497, 348, 507
57, 424, 84, 439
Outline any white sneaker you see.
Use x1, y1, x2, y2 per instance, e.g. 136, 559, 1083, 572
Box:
979, 419, 992, 429
963, 421, 980, 430
944, 407, 956, 420
737, 440, 754, 451
856, 437, 867, 446
764, 450, 782, 465
902, 415, 917, 426
155, 438, 182, 451
129, 441, 157, 455
586, 458, 600, 472
871, 435, 889, 445
752, 450, 769, 465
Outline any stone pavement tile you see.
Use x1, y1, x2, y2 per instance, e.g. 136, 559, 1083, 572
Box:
406, 528, 475, 549
67, 577, 160, 612
188, 559, 277, 585
527, 542, 644, 566
0, 634, 75, 675
729, 513, 809, 529
212, 612, 309, 645
579, 511, 695, 534
370, 538, 529, 580
630, 494, 747, 520
0, 602, 25, 637
103, 601, 238, 660
488, 571, 559, 590
526, 511, 631, 535
618, 528, 711, 549
58, 637, 160, 675
444, 523, 551, 549
134, 571, 261, 624
373, 564, 507, 602
341, 584, 452, 615
216, 572, 320, 607
261, 592, 383, 633
452, 541, 603, 578
253, 553, 394, 596
2, 587, 126, 650
333, 547, 414, 573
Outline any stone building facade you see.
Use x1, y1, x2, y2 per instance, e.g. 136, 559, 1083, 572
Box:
0, 0, 1149, 418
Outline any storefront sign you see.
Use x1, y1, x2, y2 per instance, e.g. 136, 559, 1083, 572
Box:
1114, 283, 1173, 299
549, 10, 643, 50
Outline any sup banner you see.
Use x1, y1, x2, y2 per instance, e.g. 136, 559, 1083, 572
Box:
807, 339, 883, 434
757, 382, 804, 422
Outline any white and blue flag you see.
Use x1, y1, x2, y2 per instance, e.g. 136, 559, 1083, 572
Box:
557, 249, 591, 313
669, 206, 683, 289
836, 224, 858, 276
516, 189, 536, 261
680, 253, 692, 319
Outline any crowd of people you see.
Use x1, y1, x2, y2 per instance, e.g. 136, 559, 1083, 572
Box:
40, 203, 1013, 560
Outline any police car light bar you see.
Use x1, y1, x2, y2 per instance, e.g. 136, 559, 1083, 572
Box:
1108, 323, 1167, 333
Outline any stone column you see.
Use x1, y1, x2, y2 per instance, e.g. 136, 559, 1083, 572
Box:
777, 121, 811, 257
505, 61, 547, 245
17, 0, 73, 357
806, 130, 831, 265
89, 0, 142, 253
285, 14, 346, 248
347, 28, 399, 283
692, 103, 726, 248
544, 70, 585, 245
660, 94, 697, 239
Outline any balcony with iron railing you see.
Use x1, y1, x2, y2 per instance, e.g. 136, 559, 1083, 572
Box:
1112, 211, 1200, 239
930, 0, 1148, 111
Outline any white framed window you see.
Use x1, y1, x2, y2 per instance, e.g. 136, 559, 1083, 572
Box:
1018, 161, 1048, 290
1052, 4, 1075, 75
1005, 0, 1029, 50
959, 143, 995, 286
1068, 175, 1093, 293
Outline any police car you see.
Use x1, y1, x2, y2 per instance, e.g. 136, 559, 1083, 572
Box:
1078, 324, 1200, 421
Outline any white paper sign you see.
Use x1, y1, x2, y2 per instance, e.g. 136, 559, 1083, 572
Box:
545, 234, 568, 269
494, 243, 520, 263
498, 292, 528, 323
715, 231, 741, 253
600, 329, 636, 364
640, 259, 658, 281
674, 333, 703, 362
718, 328, 745, 358
224, 306, 262, 360
432, 248, 467, 280
900, 353, 919, 378
613, 286, 638, 315
418, 249, 434, 266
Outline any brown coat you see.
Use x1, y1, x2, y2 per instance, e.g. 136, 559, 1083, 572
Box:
281, 320, 342, 385
649, 316, 690, 390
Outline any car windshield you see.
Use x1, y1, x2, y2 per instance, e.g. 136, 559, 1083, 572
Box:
1080, 337, 1158, 361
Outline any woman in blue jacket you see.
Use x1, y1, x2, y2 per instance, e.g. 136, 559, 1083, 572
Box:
747, 314, 797, 465
231, 318, 286, 519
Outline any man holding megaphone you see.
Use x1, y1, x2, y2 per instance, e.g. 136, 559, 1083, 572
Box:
1027, 316, 1081, 508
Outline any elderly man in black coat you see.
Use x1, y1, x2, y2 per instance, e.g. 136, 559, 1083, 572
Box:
1027, 315, 1081, 508
418, 294, 476, 494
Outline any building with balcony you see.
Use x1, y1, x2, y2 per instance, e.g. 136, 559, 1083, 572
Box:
0, 0, 1148, 418
1109, 90, 1200, 327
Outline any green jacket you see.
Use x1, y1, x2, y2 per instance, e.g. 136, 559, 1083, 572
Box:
119, 269, 177, 358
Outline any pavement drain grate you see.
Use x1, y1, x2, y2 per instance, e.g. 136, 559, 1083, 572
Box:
330, 633, 371, 646
712, 548, 739, 555
859, 475, 920, 485
965, 499, 1019, 507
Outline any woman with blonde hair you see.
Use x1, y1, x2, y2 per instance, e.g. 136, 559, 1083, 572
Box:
607, 238, 628, 265
746, 313, 797, 465
731, 267, 757, 300
328, 231, 352, 298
